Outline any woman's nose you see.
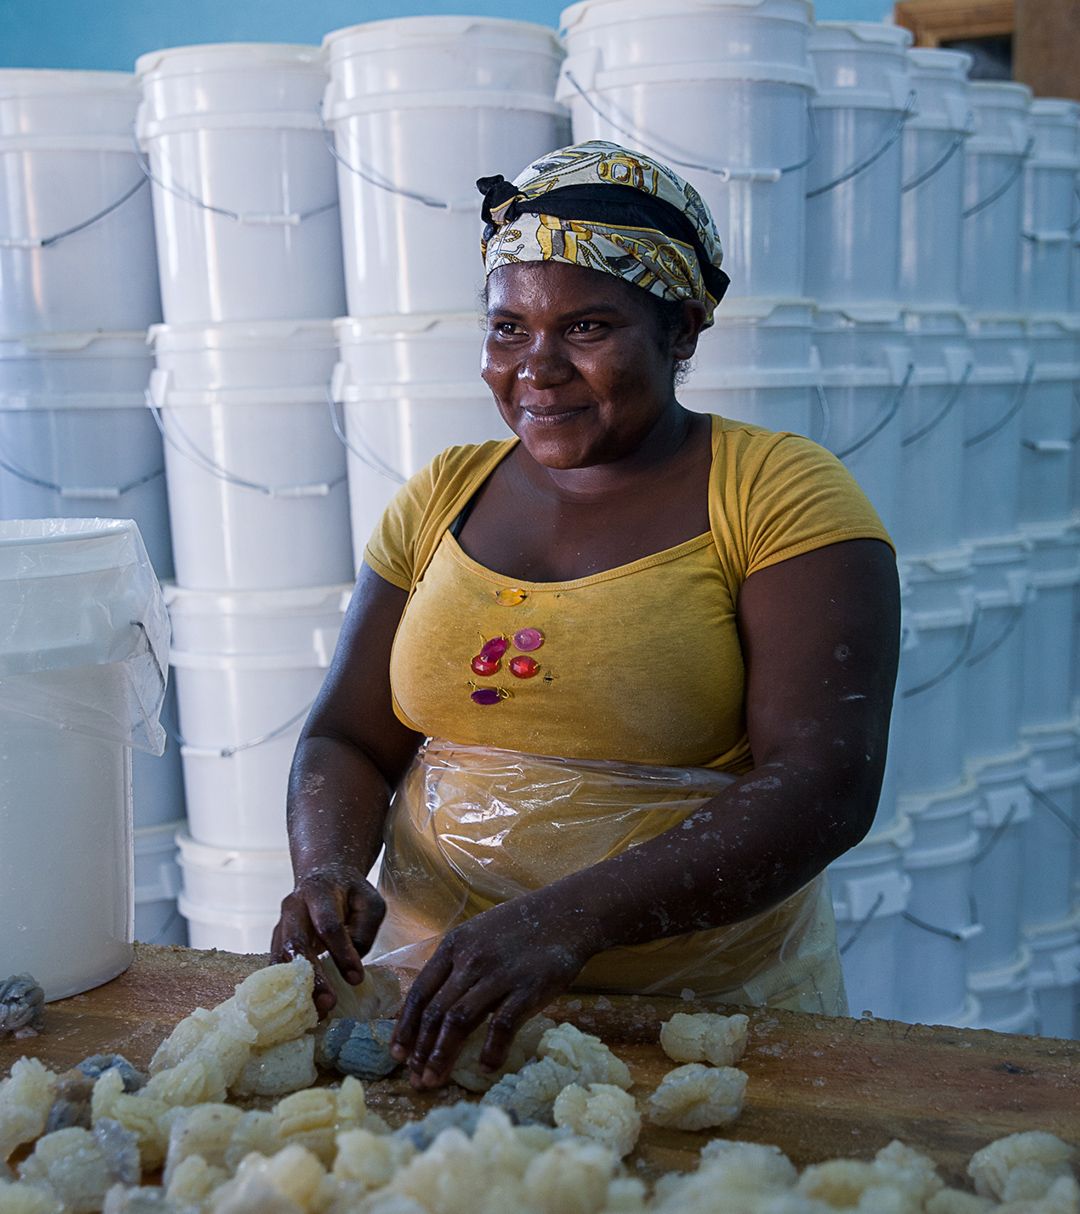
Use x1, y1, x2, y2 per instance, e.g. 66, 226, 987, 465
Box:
517, 338, 574, 387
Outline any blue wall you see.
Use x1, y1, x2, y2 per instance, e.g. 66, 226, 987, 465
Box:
3, 0, 896, 72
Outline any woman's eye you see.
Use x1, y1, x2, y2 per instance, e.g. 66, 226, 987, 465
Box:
491, 321, 523, 337
569, 320, 604, 334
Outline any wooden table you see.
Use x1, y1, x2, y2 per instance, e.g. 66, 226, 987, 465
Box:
3, 944, 1078, 1188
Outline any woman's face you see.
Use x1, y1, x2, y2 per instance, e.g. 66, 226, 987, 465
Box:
481, 261, 702, 471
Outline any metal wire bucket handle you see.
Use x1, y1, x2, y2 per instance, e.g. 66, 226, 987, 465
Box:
132, 127, 338, 227
0, 441, 163, 499
823, 362, 915, 461
172, 700, 315, 759
326, 389, 407, 487
146, 377, 346, 499
1025, 782, 1080, 840
901, 602, 980, 699
560, 67, 818, 183
900, 117, 975, 194
963, 358, 1036, 449
900, 360, 974, 448
962, 136, 1035, 220
0, 175, 149, 250
964, 600, 1025, 669
806, 92, 917, 200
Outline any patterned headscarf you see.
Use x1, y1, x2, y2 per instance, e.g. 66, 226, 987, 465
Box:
477, 140, 729, 327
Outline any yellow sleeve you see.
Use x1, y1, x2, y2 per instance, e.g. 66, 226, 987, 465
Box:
362, 457, 445, 591
740, 432, 895, 579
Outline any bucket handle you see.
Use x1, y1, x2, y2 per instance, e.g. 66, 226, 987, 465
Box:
962, 136, 1035, 220
131, 128, 338, 227
822, 361, 915, 461
0, 176, 148, 250
964, 600, 1025, 670
805, 92, 917, 200
173, 700, 314, 759
901, 603, 980, 699
963, 358, 1036, 449
1025, 782, 1080, 840
146, 379, 347, 499
326, 390, 408, 487
1022, 185, 1080, 244
902, 909, 981, 943
838, 889, 884, 956
0, 440, 163, 499
900, 360, 974, 448
900, 118, 974, 194
560, 67, 818, 182
811, 383, 832, 449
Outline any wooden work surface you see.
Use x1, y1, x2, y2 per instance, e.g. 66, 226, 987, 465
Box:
3, 944, 1079, 1189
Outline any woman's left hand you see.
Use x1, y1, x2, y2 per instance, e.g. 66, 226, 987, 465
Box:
389, 893, 598, 1089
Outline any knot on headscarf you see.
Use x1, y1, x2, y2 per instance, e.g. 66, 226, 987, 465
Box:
475, 141, 729, 326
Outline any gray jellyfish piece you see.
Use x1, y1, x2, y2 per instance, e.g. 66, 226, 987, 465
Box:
76, 1054, 146, 1093
0, 974, 45, 1036
317, 1017, 401, 1082
393, 1101, 491, 1151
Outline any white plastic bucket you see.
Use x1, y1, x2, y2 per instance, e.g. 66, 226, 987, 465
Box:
894, 309, 972, 558
135, 45, 344, 324
558, 0, 814, 301
894, 552, 976, 795
149, 321, 353, 591
0, 517, 168, 1000
829, 815, 912, 1020
1021, 724, 1079, 931
131, 680, 187, 830
332, 314, 511, 570
1020, 523, 1079, 729
1019, 99, 1080, 316
176, 831, 293, 915
682, 299, 824, 442
0, 70, 160, 335
898, 49, 972, 309
805, 22, 914, 306
1025, 911, 1080, 1039
0, 331, 172, 577
813, 307, 913, 538
178, 896, 278, 954
962, 537, 1029, 762
134, 818, 186, 946
968, 947, 1038, 1036
897, 779, 982, 1026
960, 316, 1031, 545
324, 18, 565, 318
1019, 318, 1076, 529
960, 82, 1033, 315
166, 582, 351, 851
968, 748, 1033, 971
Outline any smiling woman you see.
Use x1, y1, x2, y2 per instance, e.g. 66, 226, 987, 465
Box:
271, 140, 901, 1092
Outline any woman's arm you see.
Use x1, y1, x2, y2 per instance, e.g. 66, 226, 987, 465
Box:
271, 565, 423, 1010
390, 538, 901, 1085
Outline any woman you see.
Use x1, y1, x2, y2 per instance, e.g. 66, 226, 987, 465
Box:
272, 141, 900, 1091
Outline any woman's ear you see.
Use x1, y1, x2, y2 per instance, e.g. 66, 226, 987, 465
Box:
672, 300, 708, 361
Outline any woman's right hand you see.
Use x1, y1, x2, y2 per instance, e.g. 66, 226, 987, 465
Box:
270, 864, 386, 1015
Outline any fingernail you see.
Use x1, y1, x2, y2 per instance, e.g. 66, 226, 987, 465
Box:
421, 1068, 439, 1087
346, 970, 362, 985
389, 1044, 406, 1061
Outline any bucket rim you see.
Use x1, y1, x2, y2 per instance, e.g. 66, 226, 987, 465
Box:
0, 68, 137, 97
968, 80, 1033, 107
564, 57, 815, 92
149, 319, 336, 353
906, 47, 973, 77
560, 0, 814, 35
810, 20, 913, 49
968, 945, 1033, 993
176, 829, 290, 870
164, 580, 352, 617
1029, 97, 1080, 121
324, 15, 561, 55
177, 891, 282, 924
325, 88, 568, 120
0, 330, 151, 356
333, 312, 483, 341
135, 817, 188, 845
136, 43, 324, 80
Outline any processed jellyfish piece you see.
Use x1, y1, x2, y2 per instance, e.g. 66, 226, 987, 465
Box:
552, 1084, 641, 1158
659, 1013, 749, 1068
162, 1102, 245, 1186
333, 1128, 416, 1192
384, 1125, 495, 1212
796, 1158, 923, 1213
103, 1183, 187, 1212
223, 1109, 280, 1175
650, 1140, 798, 1212
321, 959, 402, 1023
75, 1057, 145, 1094
17, 1120, 140, 1214
482, 1057, 579, 1125
0, 976, 45, 1037
968, 1132, 1076, 1203
45, 1070, 95, 1134
0, 1180, 64, 1214
602, 1177, 649, 1211
0, 1057, 58, 1162
537, 1024, 633, 1091
318, 1020, 399, 1083
150, 1007, 222, 1075
273, 1076, 374, 1166
393, 1102, 490, 1152
230, 1036, 318, 1098
926, 1193, 996, 1214
521, 1137, 619, 1214
230, 958, 319, 1051
646, 1063, 748, 1132
872, 1140, 945, 1207
450, 1015, 556, 1093
90, 1070, 174, 1171
164, 1155, 229, 1207
206, 1143, 326, 1214
699, 1139, 799, 1191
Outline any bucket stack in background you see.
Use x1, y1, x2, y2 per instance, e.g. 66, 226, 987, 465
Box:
0, 69, 189, 947
134, 43, 355, 951
321, 16, 568, 568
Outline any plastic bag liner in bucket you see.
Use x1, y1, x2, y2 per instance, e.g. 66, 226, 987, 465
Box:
0, 517, 168, 1000
371, 740, 848, 1016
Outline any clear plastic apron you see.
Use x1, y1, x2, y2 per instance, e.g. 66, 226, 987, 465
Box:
372, 740, 848, 1016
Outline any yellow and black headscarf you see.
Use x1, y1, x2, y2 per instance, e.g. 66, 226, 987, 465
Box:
477, 140, 729, 327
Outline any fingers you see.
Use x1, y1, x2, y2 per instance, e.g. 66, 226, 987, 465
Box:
390, 948, 453, 1065
419, 981, 508, 1088
480, 992, 534, 1074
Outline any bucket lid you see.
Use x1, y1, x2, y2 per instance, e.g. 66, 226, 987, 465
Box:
324, 16, 560, 58
560, 0, 813, 33
810, 20, 913, 50
968, 946, 1032, 993
333, 312, 483, 342
149, 319, 336, 354
135, 43, 323, 81
164, 581, 352, 620
969, 80, 1033, 110
0, 331, 151, 358
906, 48, 972, 78
176, 830, 291, 872
1030, 98, 1080, 122
0, 69, 138, 98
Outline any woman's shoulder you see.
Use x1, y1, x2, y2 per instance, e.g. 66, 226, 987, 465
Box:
708, 414, 845, 486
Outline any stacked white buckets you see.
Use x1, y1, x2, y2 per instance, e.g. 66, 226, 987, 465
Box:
0, 70, 189, 946
322, 17, 566, 567
135, 44, 354, 951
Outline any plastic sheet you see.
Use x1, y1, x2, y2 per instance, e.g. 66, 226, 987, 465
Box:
373, 740, 847, 1015
0, 518, 169, 754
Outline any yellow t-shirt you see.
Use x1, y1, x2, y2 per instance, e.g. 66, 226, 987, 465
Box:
364, 414, 894, 774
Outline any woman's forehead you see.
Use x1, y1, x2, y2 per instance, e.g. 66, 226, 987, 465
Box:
486, 261, 647, 313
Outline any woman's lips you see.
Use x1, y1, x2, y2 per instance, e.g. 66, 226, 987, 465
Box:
520, 405, 588, 425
